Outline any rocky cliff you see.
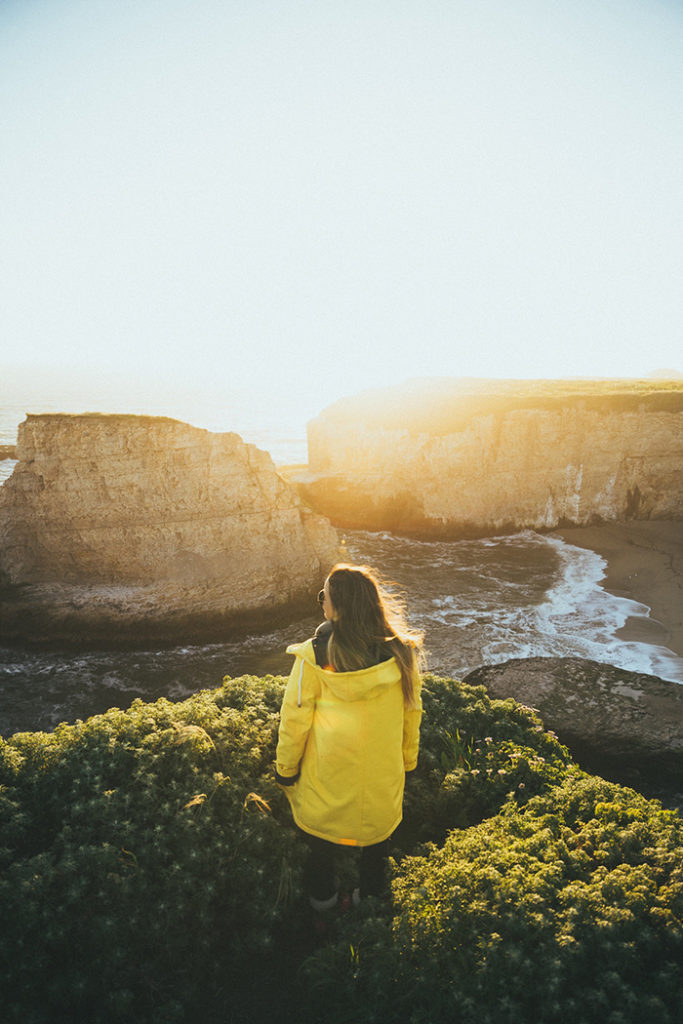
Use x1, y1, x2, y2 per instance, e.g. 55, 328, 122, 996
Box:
0, 414, 339, 646
299, 379, 683, 536
465, 656, 683, 806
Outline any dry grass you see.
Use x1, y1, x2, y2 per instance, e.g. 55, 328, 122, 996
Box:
314, 377, 683, 436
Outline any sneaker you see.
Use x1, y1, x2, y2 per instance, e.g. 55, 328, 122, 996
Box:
309, 889, 338, 912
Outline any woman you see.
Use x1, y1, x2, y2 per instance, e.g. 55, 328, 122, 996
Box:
275, 563, 423, 910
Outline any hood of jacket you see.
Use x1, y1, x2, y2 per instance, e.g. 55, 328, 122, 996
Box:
285, 638, 402, 703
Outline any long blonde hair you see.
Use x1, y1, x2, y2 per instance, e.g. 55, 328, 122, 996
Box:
325, 564, 423, 707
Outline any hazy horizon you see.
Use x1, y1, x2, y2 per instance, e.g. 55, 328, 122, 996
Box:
2, 0, 683, 411
2, 365, 681, 471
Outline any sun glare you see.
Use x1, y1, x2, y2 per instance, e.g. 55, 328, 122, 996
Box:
0, 0, 682, 427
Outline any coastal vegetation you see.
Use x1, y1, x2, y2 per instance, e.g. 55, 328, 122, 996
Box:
313, 376, 683, 438
1, 673, 681, 1023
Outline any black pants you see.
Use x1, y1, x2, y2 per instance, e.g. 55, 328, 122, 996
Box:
301, 830, 390, 901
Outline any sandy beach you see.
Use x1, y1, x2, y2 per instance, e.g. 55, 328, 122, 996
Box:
554, 520, 683, 659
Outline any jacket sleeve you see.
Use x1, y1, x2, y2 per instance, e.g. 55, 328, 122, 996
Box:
276, 655, 320, 783
402, 668, 423, 772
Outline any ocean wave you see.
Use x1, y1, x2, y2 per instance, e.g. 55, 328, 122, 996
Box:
531, 535, 683, 682
389, 530, 683, 684
2, 528, 682, 737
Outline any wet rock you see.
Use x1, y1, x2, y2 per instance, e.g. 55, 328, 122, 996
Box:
465, 656, 683, 805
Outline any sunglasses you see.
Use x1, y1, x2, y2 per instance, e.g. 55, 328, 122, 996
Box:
317, 589, 325, 607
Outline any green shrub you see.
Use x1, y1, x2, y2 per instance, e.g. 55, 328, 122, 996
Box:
399, 674, 573, 849
0, 675, 305, 1023
305, 772, 683, 1024
0, 673, 680, 1024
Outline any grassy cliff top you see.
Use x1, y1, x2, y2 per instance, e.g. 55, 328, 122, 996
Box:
311, 377, 683, 436
22, 412, 208, 430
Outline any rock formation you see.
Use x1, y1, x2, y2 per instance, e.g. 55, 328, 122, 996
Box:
0, 414, 339, 646
465, 656, 683, 804
297, 378, 683, 536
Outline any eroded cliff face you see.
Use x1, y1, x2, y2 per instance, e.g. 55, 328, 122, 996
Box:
0, 414, 339, 645
301, 382, 683, 535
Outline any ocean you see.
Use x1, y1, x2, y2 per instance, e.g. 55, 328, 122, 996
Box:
1, 391, 682, 737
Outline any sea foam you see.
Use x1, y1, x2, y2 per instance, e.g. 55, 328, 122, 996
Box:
534, 535, 683, 683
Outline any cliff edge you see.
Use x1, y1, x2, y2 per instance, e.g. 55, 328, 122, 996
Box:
466, 656, 683, 806
0, 414, 339, 646
299, 378, 683, 536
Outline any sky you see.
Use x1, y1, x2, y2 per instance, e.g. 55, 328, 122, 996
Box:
1, 0, 682, 417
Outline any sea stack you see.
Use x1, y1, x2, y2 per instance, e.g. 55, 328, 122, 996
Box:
0, 413, 340, 646
297, 378, 683, 537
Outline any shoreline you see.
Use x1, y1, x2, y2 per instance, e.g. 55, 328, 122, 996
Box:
553, 520, 683, 660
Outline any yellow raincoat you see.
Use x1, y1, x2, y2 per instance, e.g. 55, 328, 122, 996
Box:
276, 638, 422, 846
